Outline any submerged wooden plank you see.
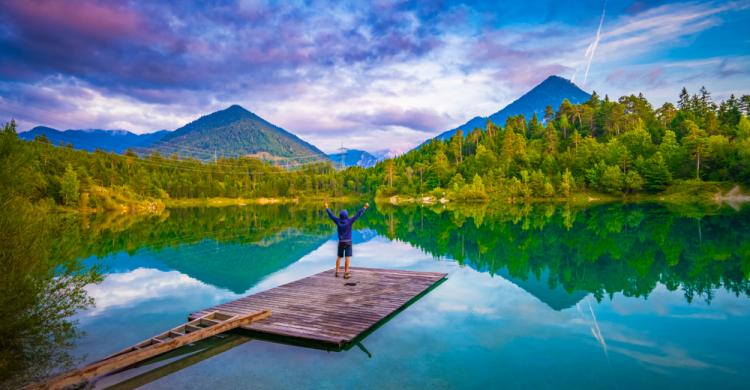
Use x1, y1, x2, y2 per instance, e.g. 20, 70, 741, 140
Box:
190, 267, 447, 346
28, 310, 271, 390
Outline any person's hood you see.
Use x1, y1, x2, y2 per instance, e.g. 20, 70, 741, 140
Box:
339, 210, 349, 219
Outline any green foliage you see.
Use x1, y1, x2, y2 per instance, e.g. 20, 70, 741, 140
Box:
3, 87, 750, 206
1, 123, 363, 209
641, 152, 672, 192
363, 203, 750, 303
0, 199, 100, 387
623, 170, 644, 193
363, 87, 750, 201
561, 168, 574, 197
60, 164, 79, 206
600, 165, 624, 194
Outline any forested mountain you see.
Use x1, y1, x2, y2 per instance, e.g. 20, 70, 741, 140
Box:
149, 105, 328, 165
3, 86, 749, 210
327, 149, 378, 168
431, 75, 590, 143
1, 119, 359, 211
369, 87, 750, 201
18, 127, 168, 153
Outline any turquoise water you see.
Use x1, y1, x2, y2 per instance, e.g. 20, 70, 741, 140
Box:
63, 204, 750, 389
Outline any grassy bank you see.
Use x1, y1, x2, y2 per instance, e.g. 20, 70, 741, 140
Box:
44, 179, 750, 215
376, 180, 748, 207
164, 194, 362, 208
53, 188, 363, 214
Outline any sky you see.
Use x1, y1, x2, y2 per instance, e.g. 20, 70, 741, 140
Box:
1, 0, 749, 153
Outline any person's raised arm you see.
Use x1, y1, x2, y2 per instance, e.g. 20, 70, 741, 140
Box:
350, 202, 369, 223
325, 202, 338, 222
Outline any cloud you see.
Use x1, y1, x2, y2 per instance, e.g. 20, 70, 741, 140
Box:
82, 267, 239, 316
343, 107, 453, 132
1, 0, 749, 151
0, 0, 444, 95
592, 2, 744, 61
591, 55, 750, 104
606, 67, 667, 89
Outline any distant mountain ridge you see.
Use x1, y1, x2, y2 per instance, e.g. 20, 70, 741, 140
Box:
327, 149, 378, 168
149, 105, 327, 163
19, 127, 168, 153
430, 75, 590, 143
19, 77, 590, 163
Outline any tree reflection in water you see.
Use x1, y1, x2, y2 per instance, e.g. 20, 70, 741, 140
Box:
0, 200, 100, 388
2, 200, 749, 387
363, 202, 750, 303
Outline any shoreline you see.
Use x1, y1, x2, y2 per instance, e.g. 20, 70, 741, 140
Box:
163, 195, 362, 208
375, 182, 750, 208
41, 183, 750, 214
51, 194, 364, 214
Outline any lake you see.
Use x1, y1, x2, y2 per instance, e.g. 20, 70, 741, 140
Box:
6, 202, 750, 389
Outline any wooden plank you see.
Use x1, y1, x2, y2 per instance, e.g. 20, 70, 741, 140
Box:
104, 335, 251, 390
27, 310, 271, 390
190, 267, 446, 347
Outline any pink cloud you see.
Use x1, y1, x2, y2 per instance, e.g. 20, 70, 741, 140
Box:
5, 0, 151, 43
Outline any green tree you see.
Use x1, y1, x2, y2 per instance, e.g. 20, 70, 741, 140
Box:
448, 130, 464, 164
542, 179, 555, 198
738, 116, 750, 139
600, 165, 624, 194
641, 152, 672, 192
60, 164, 80, 207
475, 144, 496, 172
561, 168, 574, 197
432, 150, 451, 187
682, 120, 709, 179
449, 173, 465, 192
623, 171, 644, 193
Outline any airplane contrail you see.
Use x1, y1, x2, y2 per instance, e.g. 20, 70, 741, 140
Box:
576, 298, 611, 365
583, 0, 606, 84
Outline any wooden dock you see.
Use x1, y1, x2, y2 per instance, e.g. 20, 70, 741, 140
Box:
190, 267, 447, 346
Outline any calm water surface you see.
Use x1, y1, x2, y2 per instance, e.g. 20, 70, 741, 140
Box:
25, 204, 750, 388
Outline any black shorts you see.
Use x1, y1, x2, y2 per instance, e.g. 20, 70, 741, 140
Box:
337, 242, 353, 257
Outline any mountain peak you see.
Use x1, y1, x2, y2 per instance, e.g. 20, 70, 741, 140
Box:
541, 74, 571, 83
326, 149, 378, 168
212, 104, 256, 120
426, 74, 590, 144
534, 75, 581, 92
225, 104, 250, 113
152, 105, 326, 162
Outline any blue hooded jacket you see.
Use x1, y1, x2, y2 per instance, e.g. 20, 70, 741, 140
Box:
326, 207, 366, 243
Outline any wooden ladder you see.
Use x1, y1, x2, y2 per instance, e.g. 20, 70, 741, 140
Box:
27, 310, 271, 390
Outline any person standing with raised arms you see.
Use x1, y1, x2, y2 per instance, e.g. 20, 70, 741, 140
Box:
324, 202, 369, 279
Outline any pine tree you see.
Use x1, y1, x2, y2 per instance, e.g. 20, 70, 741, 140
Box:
544, 105, 555, 123
544, 122, 558, 154
641, 152, 672, 192
678, 87, 690, 111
